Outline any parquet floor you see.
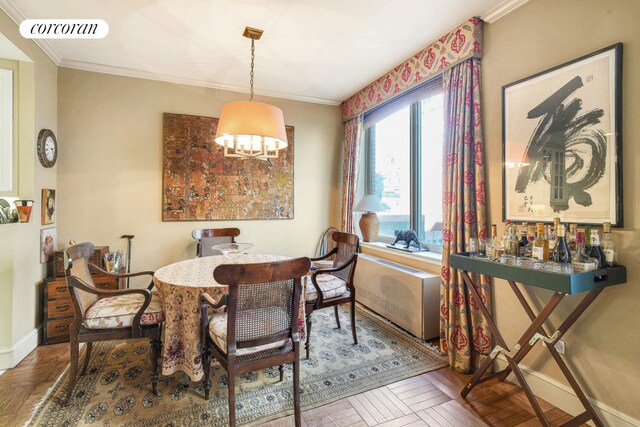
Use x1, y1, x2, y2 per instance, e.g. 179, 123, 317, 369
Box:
0, 343, 581, 426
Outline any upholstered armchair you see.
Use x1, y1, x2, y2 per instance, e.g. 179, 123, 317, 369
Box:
192, 228, 241, 257
64, 242, 164, 403
200, 257, 310, 427
305, 231, 359, 359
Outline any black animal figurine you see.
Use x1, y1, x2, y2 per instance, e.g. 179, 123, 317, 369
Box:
392, 229, 422, 249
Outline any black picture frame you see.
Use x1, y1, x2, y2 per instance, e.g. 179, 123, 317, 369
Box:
502, 43, 623, 227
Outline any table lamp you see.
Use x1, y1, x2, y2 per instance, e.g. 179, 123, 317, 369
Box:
354, 195, 386, 242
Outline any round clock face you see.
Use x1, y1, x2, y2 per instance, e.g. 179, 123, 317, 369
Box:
37, 129, 57, 168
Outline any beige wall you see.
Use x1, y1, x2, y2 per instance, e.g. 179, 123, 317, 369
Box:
0, 10, 57, 361
57, 68, 343, 275
483, 0, 640, 419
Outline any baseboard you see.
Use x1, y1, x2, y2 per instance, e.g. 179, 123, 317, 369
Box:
495, 356, 640, 427
0, 326, 40, 370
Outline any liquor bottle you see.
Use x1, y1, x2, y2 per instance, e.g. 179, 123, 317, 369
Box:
504, 223, 519, 256
485, 224, 498, 260
602, 222, 616, 267
584, 227, 592, 252
549, 217, 561, 251
567, 224, 577, 256
532, 223, 549, 261
571, 232, 598, 272
587, 229, 606, 269
523, 225, 536, 258
519, 222, 529, 248
551, 224, 571, 264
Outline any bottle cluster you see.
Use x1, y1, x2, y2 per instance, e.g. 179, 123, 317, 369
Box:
480, 218, 616, 274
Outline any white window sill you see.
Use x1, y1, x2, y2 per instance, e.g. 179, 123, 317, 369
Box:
360, 242, 443, 267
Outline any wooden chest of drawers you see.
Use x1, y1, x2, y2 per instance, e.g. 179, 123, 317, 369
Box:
43, 274, 120, 344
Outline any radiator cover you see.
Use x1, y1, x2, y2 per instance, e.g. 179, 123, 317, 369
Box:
354, 254, 440, 340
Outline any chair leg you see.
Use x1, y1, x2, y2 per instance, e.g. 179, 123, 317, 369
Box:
65, 335, 80, 404
228, 370, 236, 427
334, 305, 341, 329
350, 300, 358, 345
80, 342, 92, 375
202, 349, 212, 400
305, 312, 312, 359
149, 332, 161, 396
293, 355, 301, 427
279, 364, 284, 382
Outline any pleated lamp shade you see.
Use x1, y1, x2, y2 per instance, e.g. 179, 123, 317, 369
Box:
214, 101, 288, 159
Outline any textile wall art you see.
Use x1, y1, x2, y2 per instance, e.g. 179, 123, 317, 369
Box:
162, 113, 294, 221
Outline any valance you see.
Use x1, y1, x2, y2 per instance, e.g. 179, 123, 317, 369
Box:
341, 17, 483, 122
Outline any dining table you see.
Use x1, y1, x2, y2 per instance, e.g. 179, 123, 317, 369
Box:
153, 253, 308, 381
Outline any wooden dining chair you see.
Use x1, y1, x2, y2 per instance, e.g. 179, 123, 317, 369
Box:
200, 257, 310, 427
305, 231, 359, 359
64, 242, 164, 404
192, 228, 241, 257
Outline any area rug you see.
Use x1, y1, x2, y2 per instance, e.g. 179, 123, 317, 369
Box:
27, 305, 447, 426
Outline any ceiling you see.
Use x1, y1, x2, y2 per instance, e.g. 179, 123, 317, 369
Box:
0, 0, 526, 105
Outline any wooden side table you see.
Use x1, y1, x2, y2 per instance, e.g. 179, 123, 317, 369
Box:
450, 253, 627, 427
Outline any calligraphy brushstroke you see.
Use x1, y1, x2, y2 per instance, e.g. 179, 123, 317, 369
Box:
515, 76, 606, 212
162, 113, 294, 221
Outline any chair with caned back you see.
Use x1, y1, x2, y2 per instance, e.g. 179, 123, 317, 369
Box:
192, 228, 241, 257
64, 242, 164, 404
199, 257, 310, 427
305, 231, 359, 359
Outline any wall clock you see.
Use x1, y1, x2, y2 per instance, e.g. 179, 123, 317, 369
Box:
37, 129, 57, 168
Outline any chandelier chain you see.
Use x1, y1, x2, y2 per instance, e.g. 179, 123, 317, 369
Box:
249, 38, 255, 101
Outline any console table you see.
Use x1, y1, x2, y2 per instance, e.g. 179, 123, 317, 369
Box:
450, 253, 627, 427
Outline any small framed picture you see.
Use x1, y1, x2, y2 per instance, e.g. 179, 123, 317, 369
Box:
40, 227, 56, 263
41, 189, 56, 225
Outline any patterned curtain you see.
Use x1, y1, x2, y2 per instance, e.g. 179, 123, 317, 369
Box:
340, 116, 363, 233
440, 58, 492, 373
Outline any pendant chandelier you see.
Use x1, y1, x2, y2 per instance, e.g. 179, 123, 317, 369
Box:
214, 27, 288, 159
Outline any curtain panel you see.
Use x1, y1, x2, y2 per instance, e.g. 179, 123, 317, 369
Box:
342, 17, 483, 122
440, 57, 492, 373
341, 116, 363, 233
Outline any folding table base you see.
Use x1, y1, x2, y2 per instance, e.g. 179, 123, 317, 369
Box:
459, 271, 605, 427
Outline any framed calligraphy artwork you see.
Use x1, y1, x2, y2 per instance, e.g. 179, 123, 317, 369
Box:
162, 113, 294, 221
502, 43, 622, 226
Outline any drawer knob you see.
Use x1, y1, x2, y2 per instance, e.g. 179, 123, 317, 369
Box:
56, 286, 67, 293
96, 282, 110, 288
56, 304, 70, 312
55, 324, 69, 331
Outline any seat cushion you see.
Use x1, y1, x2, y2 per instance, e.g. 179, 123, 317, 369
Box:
209, 307, 289, 355
83, 292, 165, 329
305, 274, 348, 301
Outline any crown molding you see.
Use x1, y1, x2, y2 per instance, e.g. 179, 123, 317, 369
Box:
481, 0, 529, 23
0, 0, 62, 64
59, 58, 342, 106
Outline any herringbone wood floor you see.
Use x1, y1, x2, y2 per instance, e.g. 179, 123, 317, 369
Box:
0, 343, 581, 426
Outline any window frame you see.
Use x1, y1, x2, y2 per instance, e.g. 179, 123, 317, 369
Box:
363, 89, 443, 253
0, 59, 18, 196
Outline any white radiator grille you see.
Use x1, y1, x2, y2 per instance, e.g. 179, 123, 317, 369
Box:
354, 254, 440, 340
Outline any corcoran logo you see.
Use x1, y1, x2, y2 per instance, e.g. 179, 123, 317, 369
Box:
19, 19, 108, 39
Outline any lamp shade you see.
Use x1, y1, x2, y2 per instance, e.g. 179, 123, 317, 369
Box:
214, 101, 288, 158
354, 195, 386, 213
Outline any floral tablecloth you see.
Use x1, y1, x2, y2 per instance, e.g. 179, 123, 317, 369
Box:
153, 254, 308, 381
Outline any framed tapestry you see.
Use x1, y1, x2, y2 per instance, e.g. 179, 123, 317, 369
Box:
162, 113, 294, 221
502, 43, 622, 226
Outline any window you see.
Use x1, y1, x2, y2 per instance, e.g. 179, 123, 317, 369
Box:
0, 60, 17, 195
363, 77, 443, 251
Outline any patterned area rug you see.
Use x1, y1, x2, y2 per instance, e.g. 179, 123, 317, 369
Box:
28, 306, 447, 426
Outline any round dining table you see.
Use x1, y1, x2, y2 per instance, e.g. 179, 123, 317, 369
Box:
153, 253, 306, 381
